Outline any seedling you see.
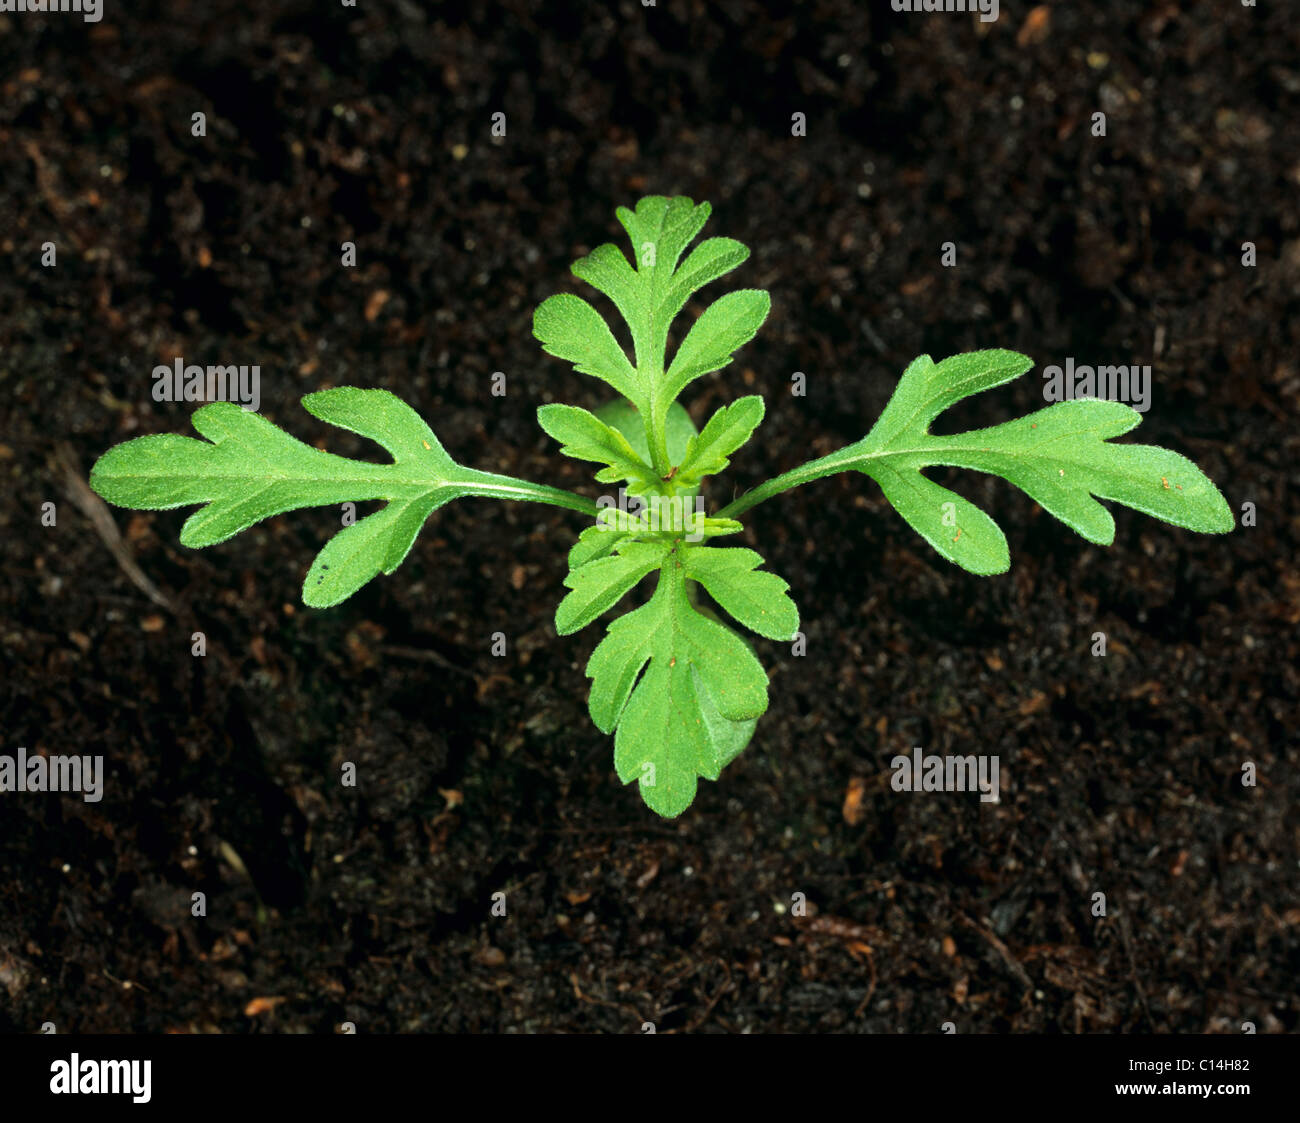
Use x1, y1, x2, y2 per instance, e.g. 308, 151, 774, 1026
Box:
89, 196, 1233, 817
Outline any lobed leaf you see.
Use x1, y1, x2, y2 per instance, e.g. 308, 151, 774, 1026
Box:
663, 289, 770, 401
533, 293, 640, 400
675, 395, 765, 487
836, 351, 1234, 573
537, 403, 659, 495
555, 540, 668, 636
586, 559, 770, 817
681, 546, 799, 641
538, 196, 767, 417
91, 397, 416, 550
90, 389, 594, 606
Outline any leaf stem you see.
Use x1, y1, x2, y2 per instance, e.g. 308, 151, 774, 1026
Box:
644, 389, 673, 485
463, 470, 601, 517
715, 444, 867, 519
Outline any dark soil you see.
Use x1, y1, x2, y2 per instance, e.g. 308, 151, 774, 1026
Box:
2, 0, 1297, 1033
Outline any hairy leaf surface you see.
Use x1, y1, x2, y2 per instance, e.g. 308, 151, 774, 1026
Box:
90, 388, 594, 606
719, 351, 1234, 575
586, 560, 770, 817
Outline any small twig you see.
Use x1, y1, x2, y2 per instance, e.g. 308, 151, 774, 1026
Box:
853, 950, 878, 1019
683, 960, 733, 1032
378, 643, 477, 678
22, 139, 90, 253
54, 442, 175, 613
957, 912, 1033, 989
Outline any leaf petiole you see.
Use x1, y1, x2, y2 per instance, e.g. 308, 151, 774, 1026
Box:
462, 472, 601, 517
715, 447, 857, 520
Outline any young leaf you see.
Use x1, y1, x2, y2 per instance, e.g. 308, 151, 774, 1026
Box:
558, 196, 713, 379
536, 196, 768, 478
611, 199, 746, 364
568, 520, 630, 569
89, 389, 597, 607
586, 560, 770, 817
681, 547, 799, 641
594, 398, 697, 473
537, 403, 658, 495
675, 395, 765, 487
616, 196, 710, 289
718, 351, 1234, 574
555, 540, 668, 636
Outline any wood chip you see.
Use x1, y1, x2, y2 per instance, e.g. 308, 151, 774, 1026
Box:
243, 996, 286, 1016
842, 777, 867, 825
1017, 6, 1051, 48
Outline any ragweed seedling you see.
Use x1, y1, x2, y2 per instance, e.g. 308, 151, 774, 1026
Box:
89, 195, 1234, 817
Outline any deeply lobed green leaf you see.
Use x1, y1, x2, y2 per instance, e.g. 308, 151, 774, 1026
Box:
537, 403, 660, 495
560, 529, 797, 816
89, 388, 595, 607
682, 546, 799, 641
675, 395, 765, 489
719, 351, 1234, 575
845, 352, 1234, 573
555, 539, 668, 636
585, 559, 771, 817
533, 195, 769, 475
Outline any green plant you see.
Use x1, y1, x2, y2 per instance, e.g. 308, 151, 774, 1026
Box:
89, 195, 1234, 817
